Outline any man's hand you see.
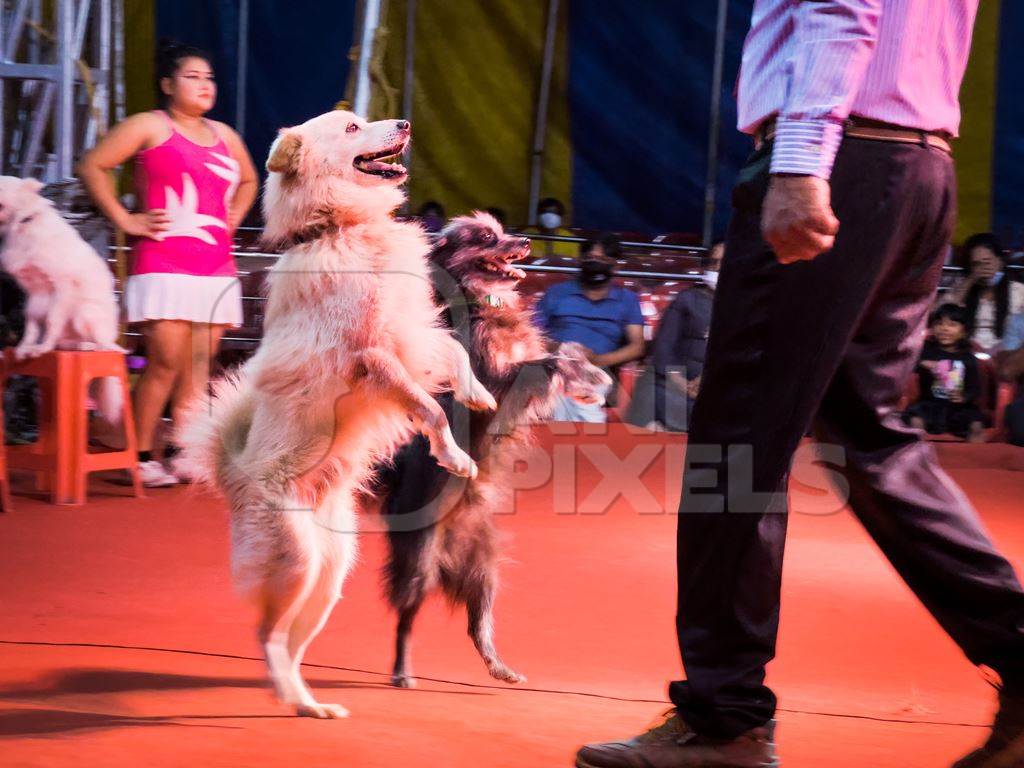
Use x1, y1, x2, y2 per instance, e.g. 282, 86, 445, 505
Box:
762, 175, 839, 264
686, 376, 702, 400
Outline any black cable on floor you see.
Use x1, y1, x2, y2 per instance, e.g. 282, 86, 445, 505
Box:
0, 639, 991, 729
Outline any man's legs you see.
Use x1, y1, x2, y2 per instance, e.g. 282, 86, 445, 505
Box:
815, 293, 1024, 690
670, 140, 961, 738
1005, 397, 1024, 447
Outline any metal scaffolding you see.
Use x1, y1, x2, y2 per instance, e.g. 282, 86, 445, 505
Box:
0, 0, 123, 181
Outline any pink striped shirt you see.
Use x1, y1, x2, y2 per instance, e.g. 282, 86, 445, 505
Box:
737, 0, 979, 178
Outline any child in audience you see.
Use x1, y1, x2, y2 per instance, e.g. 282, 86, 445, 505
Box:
904, 303, 987, 442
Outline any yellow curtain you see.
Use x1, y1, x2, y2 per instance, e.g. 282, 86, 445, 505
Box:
377, 0, 571, 227
955, 0, 1000, 243
124, 0, 156, 117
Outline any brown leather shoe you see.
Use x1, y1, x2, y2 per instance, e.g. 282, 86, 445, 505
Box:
575, 709, 779, 768
953, 689, 1024, 767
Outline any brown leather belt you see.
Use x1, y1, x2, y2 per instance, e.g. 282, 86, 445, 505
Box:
754, 117, 953, 155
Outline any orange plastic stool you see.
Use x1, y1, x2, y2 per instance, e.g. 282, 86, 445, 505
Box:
0, 349, 145, 505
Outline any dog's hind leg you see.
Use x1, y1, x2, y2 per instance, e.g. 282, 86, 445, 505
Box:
391, 587, 428, 688
281, 562, 348, 719
281, 488, 358, 719
464, 570, 526, 685
246, 499, 345, 719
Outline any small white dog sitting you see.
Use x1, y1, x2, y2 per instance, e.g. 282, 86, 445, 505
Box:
0, 175, 124, 422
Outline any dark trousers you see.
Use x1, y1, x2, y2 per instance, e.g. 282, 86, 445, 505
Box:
669, 138, 1024, 738
1007, 397, 1024, 447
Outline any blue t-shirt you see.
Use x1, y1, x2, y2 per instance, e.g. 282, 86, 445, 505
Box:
535, 280, 644, 354
1003, 313, 1024, 353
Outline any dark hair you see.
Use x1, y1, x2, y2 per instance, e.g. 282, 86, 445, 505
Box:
537, 197, 565, 215
155, 38, 213, 106
929, 302, 972, 350
485, 207, 507, 226
580, 233, 623, 261
960, 232, 1004, 267
960, 232, 1010, 340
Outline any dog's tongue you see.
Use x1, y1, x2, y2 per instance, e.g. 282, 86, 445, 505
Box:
503, 263, 527, 280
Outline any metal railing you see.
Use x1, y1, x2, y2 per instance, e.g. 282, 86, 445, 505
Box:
107, 233, 1023, 350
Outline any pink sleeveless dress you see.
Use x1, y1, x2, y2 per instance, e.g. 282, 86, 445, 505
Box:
124, 111, 243, 326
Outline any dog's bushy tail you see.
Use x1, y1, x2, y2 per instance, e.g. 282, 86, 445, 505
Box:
94, 376, 124, 427
176, 371, 255, 486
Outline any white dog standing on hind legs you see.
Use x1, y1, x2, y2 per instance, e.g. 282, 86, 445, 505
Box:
178, 109, 496, 719
0, 175, 125, 425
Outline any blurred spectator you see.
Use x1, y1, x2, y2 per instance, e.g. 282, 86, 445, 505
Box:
536, 256, 644, 422
417, 201, 446, 233
946, 233, 1024, 351
903, 303, 987, 442
580, 234, 624, 262
485, 207, 507, 227
524, 197, 577, 258
998, 311, 1024, 446
626, 243, 724, 431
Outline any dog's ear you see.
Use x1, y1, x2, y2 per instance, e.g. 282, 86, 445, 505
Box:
266, 131, 303, 175
21, 178, 44, 194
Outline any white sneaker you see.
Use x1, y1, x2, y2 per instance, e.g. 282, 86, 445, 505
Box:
137, 460, 179, 488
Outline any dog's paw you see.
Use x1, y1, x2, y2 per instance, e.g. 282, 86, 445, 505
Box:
296, 702, 350, 719
391, 674, 416, 689
105, 343, 129, 354
435, 446, 478, 480
14, 344, 44, 360
488, 664, 526, 685
460, 380, 497, 412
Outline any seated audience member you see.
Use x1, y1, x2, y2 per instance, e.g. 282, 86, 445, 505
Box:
523, 197, 577, 258
946, 233, 1024, 351
998, 311, 1024, 446
417, 200, 446, 233
580, 233, 624, 262
535, 256, 645, 422
485, 207, 507, 228
904, 303, 987, 442
626, 242, 724, 431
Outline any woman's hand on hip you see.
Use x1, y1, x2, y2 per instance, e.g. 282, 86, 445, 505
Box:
120, 209, 170, 238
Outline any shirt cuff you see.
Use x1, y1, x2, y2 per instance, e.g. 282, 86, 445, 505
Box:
769, 118, 845, 179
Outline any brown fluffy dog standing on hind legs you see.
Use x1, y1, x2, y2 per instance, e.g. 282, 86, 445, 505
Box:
178, 112, 497, 719
377, 213, 613, 688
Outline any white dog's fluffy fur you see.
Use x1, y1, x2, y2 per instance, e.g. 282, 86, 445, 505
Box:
0, 175, 123, 423
177, 110, 496, 718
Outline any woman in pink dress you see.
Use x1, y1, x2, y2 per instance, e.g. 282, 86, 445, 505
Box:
79, 40, 258, 486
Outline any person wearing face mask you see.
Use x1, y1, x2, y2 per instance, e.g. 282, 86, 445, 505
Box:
535, 239, 645, 422
523, 197, 578, 258
416, 200, 446, 234
947, 233, 1024, 351
626, 243, 724, 432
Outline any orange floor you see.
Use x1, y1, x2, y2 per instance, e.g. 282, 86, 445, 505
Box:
2, 425, 1023, 767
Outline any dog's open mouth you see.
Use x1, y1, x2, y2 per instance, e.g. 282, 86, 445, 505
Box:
479, 243, 529, 281
354, 143, 408, 179
479, 259, 527, 281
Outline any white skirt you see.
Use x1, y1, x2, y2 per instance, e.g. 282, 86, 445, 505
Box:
124, 273, 244, 326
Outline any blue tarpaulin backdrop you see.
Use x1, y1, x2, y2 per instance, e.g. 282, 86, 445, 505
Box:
152, 0, 1017, 241
156, 0, 355, 187
567, 0, 753, 236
